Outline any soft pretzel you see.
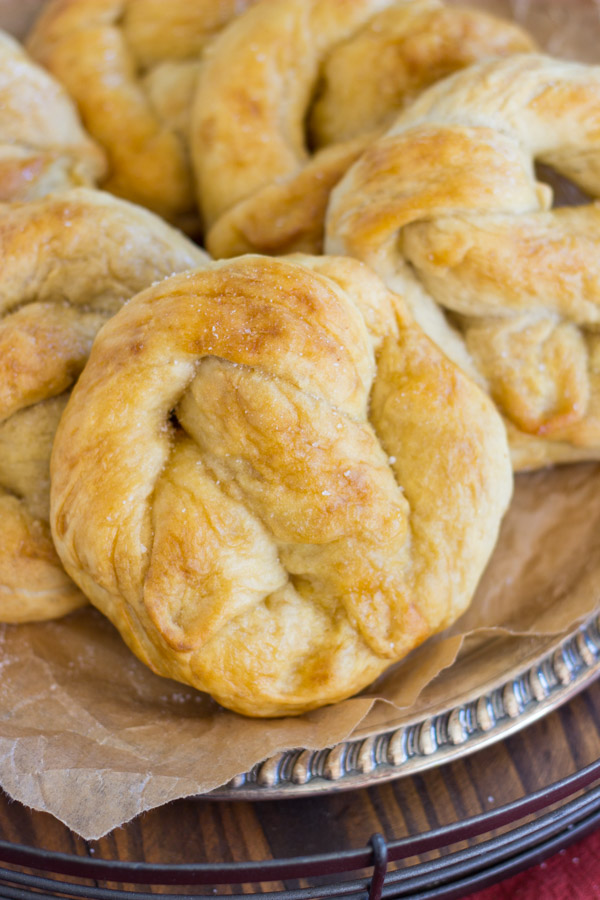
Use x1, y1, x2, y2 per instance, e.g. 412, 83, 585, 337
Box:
326, 54, 600, 470
0, 29, 104, 201
27, 0, 259, 233
50, 255, 512, 716
191, 0, 535, 258
0, 188, 207, 623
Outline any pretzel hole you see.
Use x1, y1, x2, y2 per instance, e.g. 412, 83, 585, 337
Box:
168, 409, 181, 430
304, 80, 328, 155
535, 163, 592, 209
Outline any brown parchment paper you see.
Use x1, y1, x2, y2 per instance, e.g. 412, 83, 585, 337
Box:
1, 0, 600, 840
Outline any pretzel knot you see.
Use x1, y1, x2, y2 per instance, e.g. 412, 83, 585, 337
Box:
0, 188, 207, 623
192, 0, 535, 259
326, 55, 600, 470
27, 0, 258, 232
50, 255, 512, 716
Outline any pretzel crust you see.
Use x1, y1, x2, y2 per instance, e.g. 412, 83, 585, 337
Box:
192, 0, 535, 257
27, 0, 258, 232
0, 29, 105, 201
0, 188, 207, 622
50, 255, 512, 716
326, 55, 600, 470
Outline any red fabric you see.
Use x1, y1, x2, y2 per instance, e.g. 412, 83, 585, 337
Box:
466, 825, 600, 898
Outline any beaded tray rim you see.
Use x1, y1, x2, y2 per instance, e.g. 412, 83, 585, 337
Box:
208, 611, 600, 799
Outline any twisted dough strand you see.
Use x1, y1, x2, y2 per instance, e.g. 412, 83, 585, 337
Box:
0, 188, 207, 623
192, 0, 535, 257
0, 29, 104, 200
27, 0, 258, 232
51, 255, 512, 716
326, 55, 600, 469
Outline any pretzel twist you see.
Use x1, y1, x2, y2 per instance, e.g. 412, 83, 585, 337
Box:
0, 29, 105, 201
326, 55, 600, 470
27, 0, 258, 232
192, 0, 535, 258
50, 255, 512, 716
0, 189, 207, 623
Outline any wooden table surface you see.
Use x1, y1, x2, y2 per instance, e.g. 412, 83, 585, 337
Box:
1, 676, 599, 895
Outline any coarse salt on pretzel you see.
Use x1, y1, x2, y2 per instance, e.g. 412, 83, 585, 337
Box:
326, 54, 600, 470
50, 254, 512, 716
192, 0, 535, 258
0, 188, 207, 624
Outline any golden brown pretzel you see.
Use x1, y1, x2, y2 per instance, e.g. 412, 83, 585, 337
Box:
50, 255, 512, 716
27, 0, 258, 233
0, 28, 104, 200
192, 0, 535, 258
0, 188, 207, 623
326, 54, 600, 470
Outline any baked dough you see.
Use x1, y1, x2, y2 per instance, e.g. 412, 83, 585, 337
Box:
50, 255, 512, 717
0, 28, 104, 200
191, 0, 535, 257
0, 188, 208, 623
27, 0, 259, 233
326, 55, 600, 470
